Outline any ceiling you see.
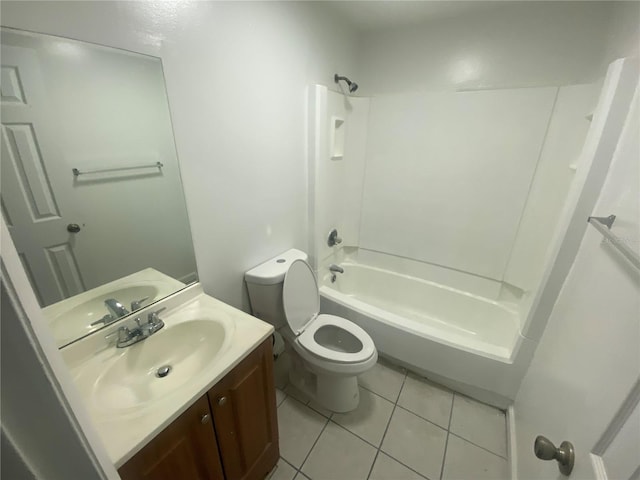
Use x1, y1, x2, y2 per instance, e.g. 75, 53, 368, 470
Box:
326, 1, 505, 31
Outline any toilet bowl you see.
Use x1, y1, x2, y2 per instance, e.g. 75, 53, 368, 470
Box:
245, 250, 377, 412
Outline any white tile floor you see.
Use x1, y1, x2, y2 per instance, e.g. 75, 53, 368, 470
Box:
270, 357, 509, 480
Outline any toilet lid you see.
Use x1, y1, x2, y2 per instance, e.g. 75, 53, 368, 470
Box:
283, 259, 320, 335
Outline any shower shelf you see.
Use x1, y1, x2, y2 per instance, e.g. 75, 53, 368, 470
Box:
587, 215, 640, 269
330, 116, 345, 160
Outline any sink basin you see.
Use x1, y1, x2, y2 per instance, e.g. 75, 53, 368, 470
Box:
86, 320, 228, 414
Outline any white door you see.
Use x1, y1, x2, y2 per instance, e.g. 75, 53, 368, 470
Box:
513, 75, 640, 478
1, 44, 85, 306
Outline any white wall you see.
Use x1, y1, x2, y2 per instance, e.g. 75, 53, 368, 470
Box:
503, 83, 600, 293
358, 87, 557, 281
513, 81, 639, 480
310, 86, 369, 267
339, 2, 615, 307
0, 274, 113, 479
1, 428, 37, 480
1, 1, 359, 310
604, 1, 640, 64
357, 2, 614, 95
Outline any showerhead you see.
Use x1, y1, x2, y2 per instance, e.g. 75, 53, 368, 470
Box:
334, 73, 358, 93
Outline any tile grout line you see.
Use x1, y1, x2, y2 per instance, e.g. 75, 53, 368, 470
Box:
447, 431, 509, 461
393, 404, 450, 433
439, 392, 456, 480
360, 383, 400, 405
328, 416, 431, 480
281, 364, 466, 480
379, 370, 433, 480
366, 369, 410, 480
277, 393, 327, 477
279, 456, 298, 474
297, 414, 331, 475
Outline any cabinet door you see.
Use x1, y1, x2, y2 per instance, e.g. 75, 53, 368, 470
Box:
208, 339, 279, 480
118, 395, 224, 480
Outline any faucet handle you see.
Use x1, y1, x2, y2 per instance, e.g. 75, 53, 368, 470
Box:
131, 296, 150, 311
91, 313, 114, 327
327, 228, 343, 247
147, 307, 166, 325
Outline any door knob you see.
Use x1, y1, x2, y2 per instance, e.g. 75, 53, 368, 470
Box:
534, 435, 575, 475
67, 223, 81, 233
217, 396, 227, 406
200, 414, 209, 424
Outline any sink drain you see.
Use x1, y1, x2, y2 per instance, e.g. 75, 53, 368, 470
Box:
156, 365, 172, 378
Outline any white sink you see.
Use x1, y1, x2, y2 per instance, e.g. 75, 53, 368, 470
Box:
90, 320, 227, 413
70, 303, 235, 418
61, 285, 273, 467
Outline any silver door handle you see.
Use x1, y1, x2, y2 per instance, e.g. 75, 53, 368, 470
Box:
534, 435, 575, 475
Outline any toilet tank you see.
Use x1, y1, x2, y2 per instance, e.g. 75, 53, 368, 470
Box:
244, 249, 308, 328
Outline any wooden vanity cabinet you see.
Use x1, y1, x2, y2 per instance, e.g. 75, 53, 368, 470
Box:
117, 395, 224, 480
207, 339, 279, 480
118, 339, 279, 480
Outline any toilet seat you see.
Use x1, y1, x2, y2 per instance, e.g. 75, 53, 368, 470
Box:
298, 314, 376, 364
283, 260, 375, 364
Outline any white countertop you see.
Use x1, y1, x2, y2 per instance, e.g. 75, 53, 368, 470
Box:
61, 284, 273, 468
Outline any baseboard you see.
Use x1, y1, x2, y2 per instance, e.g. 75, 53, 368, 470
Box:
507, 405, 518, 480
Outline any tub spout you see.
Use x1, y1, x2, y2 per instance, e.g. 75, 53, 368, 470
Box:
329, 264, 344, 274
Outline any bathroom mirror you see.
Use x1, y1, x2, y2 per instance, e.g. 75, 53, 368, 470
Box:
0, 28, 197, 348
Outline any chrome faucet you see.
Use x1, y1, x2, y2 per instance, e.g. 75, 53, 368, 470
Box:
329, 264, 344, 283
105, 298, 129, 318
106, 307, 166, 348
91, 297, 149, 327
329, 264, 344, 274
90, 298, 129, 327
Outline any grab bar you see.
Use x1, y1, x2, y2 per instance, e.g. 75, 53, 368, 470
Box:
587, 215, 640, 269
72, 161, 163, 177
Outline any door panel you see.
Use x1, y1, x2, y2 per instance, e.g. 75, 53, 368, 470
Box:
1, 44, 84, 305
513, 59, 639, 480
208, 339, 279, 480
118, 395, 224, 480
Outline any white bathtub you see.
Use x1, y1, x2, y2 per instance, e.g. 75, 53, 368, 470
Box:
319, 260, 528, 407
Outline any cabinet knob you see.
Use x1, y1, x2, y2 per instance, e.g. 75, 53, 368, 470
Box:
200, 414, 209, 424
217, 396, 227, 406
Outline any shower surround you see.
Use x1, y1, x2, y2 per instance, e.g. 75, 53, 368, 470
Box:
308, 81, 599, 406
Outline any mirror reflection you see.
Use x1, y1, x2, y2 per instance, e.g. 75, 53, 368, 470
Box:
0, 28, 197, 348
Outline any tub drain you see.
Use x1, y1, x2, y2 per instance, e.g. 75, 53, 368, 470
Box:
156, 365, 172, 378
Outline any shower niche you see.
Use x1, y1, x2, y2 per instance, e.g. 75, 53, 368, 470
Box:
330, 115, 345, 160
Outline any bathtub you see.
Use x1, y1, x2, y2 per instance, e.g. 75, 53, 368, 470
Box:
319, 260, 529, 407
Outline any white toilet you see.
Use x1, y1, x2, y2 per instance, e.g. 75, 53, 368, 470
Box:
245, 249, 377, 412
